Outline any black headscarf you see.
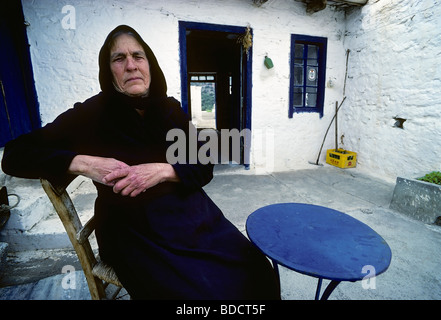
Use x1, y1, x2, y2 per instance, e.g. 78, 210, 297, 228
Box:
98, 25, 168, 109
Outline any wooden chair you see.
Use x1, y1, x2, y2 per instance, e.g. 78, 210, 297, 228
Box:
40, 176, 126, 300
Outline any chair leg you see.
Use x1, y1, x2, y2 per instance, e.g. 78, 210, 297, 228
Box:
85, 275, 107, 300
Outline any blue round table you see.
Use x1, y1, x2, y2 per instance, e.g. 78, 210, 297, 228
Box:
246, 203, 392, 300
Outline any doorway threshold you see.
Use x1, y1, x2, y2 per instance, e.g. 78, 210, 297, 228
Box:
213, 163, 249, 175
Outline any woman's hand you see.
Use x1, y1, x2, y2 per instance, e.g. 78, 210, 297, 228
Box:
103, 163, 180, 197
68, 155, 129, 186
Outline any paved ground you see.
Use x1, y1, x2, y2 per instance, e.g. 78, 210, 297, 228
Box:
0, 165, 440, 300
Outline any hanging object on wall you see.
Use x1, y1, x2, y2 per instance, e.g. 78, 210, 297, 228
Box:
237, 24, 252, 55
264, 55, 274, 69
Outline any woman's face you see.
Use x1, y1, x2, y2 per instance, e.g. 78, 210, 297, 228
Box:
110, 33, 151, 96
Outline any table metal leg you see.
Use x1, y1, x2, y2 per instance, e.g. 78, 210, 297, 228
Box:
315, 279, 341, 300
271, 259, 281, 291
315, 278, 323, 300
271, 261, 341, 300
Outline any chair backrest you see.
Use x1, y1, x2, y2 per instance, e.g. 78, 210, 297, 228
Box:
40, 176, 106, 299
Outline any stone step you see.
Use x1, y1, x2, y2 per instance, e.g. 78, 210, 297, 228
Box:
0, 175, 96, 252
0, 270, 92, 300
0, 268, 128, 300
0, 248, 81, 288
0, 248, 128, 300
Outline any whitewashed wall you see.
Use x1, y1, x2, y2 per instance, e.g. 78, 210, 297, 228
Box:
21, 0, 347, 174
22, 0, 439, 181
342, 0, 441, 182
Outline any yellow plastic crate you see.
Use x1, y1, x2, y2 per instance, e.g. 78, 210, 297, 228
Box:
326, 148, 357, 169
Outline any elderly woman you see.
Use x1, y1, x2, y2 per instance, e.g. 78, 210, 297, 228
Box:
1, 25, 280, 300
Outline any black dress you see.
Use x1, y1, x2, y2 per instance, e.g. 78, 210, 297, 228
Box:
1, 25, 280, 300
1, 92, 280, 300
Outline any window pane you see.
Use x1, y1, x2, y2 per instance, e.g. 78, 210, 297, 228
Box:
307, 59, 318, 67
293, 87, 303, 106
307, 45, 318, 59
295, 44, 304, 58
294, 65, 304, 85
305, 87, 317, 107
307, 45, 318, 66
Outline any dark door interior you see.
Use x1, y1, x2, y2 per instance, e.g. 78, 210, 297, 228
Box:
186, 30, 242, 132
185, 27, 249, 164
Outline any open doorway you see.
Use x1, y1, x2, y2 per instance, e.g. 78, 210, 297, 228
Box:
189, 73, 217, 129
179, 22, 252, 167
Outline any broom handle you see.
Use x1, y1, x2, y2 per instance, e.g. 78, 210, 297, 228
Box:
314, 97, 346, 165
335, 101, 338, 151
313, 49, 350, 165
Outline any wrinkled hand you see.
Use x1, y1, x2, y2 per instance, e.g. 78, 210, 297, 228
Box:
68, 155, 129, 186
103, 163, 179, 197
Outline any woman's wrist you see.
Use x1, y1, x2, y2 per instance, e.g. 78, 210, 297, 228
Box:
160, 163, 180, 183
68, 155, 91, 175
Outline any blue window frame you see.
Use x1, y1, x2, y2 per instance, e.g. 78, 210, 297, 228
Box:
289, 34, 327, 118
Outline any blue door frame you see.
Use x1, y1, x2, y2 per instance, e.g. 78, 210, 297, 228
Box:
0, 1, 40, 148
178, 21, 253, 166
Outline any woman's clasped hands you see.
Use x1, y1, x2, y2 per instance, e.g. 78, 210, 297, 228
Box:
68, 155, 179, 198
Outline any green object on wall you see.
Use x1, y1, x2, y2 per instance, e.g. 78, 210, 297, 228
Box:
264, 56, 274, 69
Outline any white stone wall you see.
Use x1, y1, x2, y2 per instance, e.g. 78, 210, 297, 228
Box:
248, 2, 347, 173
342, 0, 441, 182
21, 0, 347, 174
22, 0, 439, 181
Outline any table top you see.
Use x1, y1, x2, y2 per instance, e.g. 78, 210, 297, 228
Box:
246, 203, 392, 282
